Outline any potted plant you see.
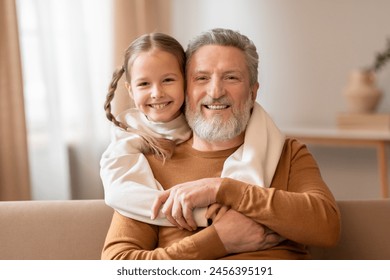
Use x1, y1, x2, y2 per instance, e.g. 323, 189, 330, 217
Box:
365, 38, 390, 73
344, 38, 390, 114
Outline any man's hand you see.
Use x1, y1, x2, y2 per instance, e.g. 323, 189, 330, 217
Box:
213, 209, 285, 254
151, 178, 223, 231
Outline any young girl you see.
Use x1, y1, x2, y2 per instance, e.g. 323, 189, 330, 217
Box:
100, 33, 200, 227
100, 32, 286, 230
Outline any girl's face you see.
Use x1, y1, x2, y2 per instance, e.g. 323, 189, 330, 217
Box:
126, 49, 185, 122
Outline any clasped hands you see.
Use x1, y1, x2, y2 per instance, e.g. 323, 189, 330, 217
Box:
151, 178, 285, 254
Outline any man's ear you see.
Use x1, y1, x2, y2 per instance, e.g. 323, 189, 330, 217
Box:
251, 82, 259, 100
125, 82, 134, 100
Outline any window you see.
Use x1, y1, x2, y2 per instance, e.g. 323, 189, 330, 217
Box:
17, 0, 113, 199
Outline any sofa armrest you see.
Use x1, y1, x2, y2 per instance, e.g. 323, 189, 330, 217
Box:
0, 199, 113, 260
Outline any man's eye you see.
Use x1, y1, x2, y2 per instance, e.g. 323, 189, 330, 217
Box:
195, 76, 208, 81
226, 75, 238, 80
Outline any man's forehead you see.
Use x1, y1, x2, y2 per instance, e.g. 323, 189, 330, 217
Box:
188, 45, 246, 71
192, 44, 243, 57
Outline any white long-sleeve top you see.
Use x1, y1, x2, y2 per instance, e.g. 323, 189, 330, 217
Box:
100, 102, 285, 227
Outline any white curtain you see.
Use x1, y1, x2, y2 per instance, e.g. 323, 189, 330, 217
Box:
16, 0, 113, 199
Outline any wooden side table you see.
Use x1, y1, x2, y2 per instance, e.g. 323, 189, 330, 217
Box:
282, 127, 390, 199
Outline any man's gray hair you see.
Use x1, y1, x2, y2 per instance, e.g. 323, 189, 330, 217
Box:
186, 28, 259, 86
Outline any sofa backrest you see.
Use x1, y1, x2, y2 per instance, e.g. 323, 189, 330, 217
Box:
310, 199, 390, 260
0, 199, 389, 260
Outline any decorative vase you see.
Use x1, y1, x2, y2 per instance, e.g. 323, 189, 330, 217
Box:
343, 70, 383, 114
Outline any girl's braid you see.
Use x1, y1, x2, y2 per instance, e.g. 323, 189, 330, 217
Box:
104, 66, 128, 130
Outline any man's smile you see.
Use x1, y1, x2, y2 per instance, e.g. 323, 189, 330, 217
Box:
204, 104, 230, 110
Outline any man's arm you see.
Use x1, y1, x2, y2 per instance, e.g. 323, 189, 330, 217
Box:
101, 209, 279, 260
102, 211, 224, 259
152, 139, 341, 247
217, 139, 340, 247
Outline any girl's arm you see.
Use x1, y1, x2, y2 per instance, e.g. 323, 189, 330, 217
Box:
100, 125, 207, 228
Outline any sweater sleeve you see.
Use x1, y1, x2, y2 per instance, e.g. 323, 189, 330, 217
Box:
216, 139, 341, 247
100, 125, 208, 227
101, 211, 227, 260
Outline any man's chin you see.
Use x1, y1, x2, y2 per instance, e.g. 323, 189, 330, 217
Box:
191, 117, 242, 142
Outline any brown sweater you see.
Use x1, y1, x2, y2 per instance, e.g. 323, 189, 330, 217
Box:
101, 138, 341, 259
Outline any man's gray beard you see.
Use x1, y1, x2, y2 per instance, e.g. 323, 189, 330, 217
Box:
185, 96, 254, 142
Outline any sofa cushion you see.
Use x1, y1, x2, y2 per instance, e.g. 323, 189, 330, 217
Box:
1, 199, 389, 259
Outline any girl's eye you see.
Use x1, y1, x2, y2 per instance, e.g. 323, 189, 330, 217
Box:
163, 78, 175, 83
137, 82, 149, 87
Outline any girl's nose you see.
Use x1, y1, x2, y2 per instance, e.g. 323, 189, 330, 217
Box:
151, 85, 164, 99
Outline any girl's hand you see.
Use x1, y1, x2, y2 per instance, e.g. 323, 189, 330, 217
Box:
151, 178, 223, 231
206, 203, 230, 224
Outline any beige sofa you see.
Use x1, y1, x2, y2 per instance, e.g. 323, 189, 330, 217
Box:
0, 199, 389, 260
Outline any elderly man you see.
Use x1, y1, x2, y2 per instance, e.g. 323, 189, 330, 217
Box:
101, 28, 340, 259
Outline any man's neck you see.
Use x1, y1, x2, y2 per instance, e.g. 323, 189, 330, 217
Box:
191, 133, 245, 152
